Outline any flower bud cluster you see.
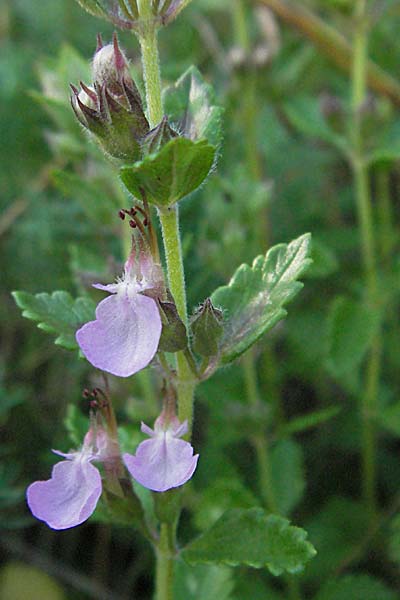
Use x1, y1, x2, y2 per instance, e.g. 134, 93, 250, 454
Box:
71, 34, 149, 161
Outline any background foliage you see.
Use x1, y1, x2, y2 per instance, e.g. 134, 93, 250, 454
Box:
2, 0, 400, 598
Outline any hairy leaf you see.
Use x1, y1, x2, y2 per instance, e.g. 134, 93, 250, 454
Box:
120, 137, 215, 208
12, 291, 95, 350
181, 508, 316, 575
163, 65, 223, 147
211, 234, 312, 363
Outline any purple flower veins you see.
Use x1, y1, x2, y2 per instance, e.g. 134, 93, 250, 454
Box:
123, 416, 199, 492
76, 253, 162, 377
26, 429, 107, 530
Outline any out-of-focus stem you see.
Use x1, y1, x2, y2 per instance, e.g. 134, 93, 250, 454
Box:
258, 0, 400, 108
351, 0, 380, 521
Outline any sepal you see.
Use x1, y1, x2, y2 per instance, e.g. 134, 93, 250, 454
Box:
191, 299, 224, 357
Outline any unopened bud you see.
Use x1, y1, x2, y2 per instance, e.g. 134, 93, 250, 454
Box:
191, 298, 224, 357
158, 301, 188, 353
142, 116, 178, 155
92, 35, 131, 95
71, 34, 149, 161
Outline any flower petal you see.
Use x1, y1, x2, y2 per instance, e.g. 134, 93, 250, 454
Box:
123, 435, 199, 492
76, 293, 162, 377
26, 459, 102, 530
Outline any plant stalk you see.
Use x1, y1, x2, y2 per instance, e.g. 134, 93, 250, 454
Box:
155, 524, 174, 600
351, 0, 380, 520
137, 3, 196, 432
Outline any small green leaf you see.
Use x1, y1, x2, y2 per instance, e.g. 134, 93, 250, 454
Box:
74, 0, 106, 18
12, 290, 95, 351
211, 234, 312, 363
377, 401, 400, 437
120, 137, 215, 208
284, 96, 347, 152
314, 575, 397, 600
270, 440, 305, 516
326, 296, 381, 376
280, 406, 341, 437
388, 514, 400, 565
53, 170, 120, 225
174, 560, 234, 600
194, 477, 260, 531
366, 120, 400, 166
163, 66, 223, 147
181, 508, 316, 575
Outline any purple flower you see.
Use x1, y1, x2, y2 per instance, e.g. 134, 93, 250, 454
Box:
26, 429, 108, 530
76, 249, 162, 378
123, 415, 199, 492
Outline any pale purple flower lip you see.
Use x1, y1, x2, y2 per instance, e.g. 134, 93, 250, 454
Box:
76, 253, 162, 378
123, 416, 199, 492
26, 430, 106, 530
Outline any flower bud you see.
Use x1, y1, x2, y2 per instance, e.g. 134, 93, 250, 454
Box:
71, 34, 149, 161
191, 298, 224, 357
141, 116, 178, 155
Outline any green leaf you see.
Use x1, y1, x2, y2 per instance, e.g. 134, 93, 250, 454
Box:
173, 560, 234, 600
194, 477, 260, 531
314, 575, 397, 600
181, 508, 316, 576
120, 137, 215, 208
306, 239, 338, 279
64, 404, 89, 446
366, 120, 400, 166
377, 401, 400, 437
270, 440, 305, 516
163, 66, 223, 147
279, 406, 341, 436
52, 170, 120, 225
284, 96, 347, 153
388, 514, 400, 565
0, 563, 65, 600
326, 296, 381, 376
12, 290, 95, 351
211, 234, 312, 363
304, 497, 366, 582
74, 0, 106, 18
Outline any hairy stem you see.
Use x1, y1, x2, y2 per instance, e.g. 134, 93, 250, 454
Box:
137, 3, 196, 432
155, 524, 174, 600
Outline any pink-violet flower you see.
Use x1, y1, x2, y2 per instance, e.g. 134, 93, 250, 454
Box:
26, 428, 108, 530
123, 415, 199, 492
76, 247, 162, 378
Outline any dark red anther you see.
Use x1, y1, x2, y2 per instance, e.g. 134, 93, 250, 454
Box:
118, 210, 126, 220
90, 399, 98, 409
91, 388, 98, 398
82, 388, 91, 398
129, 207, 137, 216
143, 218, 148, 226
129, 219, 137, 228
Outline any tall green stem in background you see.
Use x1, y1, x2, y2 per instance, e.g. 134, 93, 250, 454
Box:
137, 1, 195, 431
351, 0, 380, 521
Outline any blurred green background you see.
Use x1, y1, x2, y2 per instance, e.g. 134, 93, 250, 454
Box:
2, 0, 400, 598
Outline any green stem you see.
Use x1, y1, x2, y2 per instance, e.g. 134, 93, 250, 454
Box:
243, 352, 277, 513
137, 3, 163, 128
155, 524, 174, 600
137, 3, 196, 432
351, 0, 380, 520
376, 166, 394, 262
159, 207, 195, 429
